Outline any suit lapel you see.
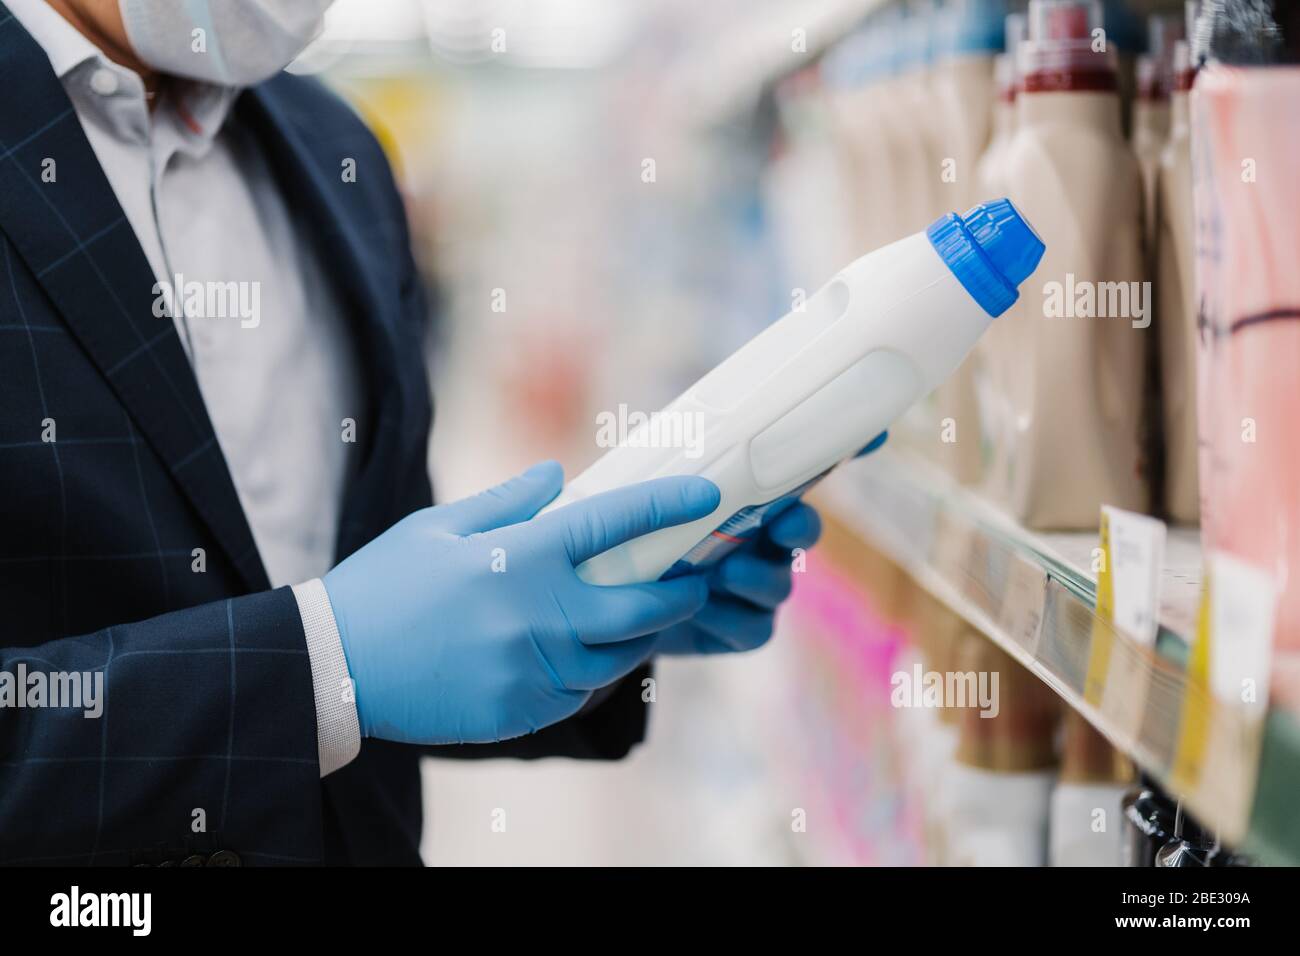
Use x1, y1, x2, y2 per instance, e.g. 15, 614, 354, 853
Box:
0, 7, 271, 592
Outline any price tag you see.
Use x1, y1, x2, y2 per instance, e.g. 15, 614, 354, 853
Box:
999, 551, 1045, 653
1101, 505, 1166, 647
1206, 551, 1276, 710
1085, 506, 1166, 709
1172, 550, 1275, 820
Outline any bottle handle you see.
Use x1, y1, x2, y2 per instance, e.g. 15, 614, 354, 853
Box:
715, 275, 886, 444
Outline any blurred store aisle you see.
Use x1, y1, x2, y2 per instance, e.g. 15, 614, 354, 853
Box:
419, 655, 800, 866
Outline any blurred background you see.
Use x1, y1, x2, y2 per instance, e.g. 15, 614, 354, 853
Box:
292, 0, 1300, 866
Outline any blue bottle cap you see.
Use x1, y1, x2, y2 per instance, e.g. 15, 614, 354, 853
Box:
941, 0, 1012, 57
925, 198, 1045, 317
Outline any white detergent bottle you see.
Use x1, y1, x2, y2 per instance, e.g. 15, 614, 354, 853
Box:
546, 199, 1046, 586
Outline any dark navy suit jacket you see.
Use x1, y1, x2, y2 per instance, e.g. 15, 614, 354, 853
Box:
0, 4, 648, 866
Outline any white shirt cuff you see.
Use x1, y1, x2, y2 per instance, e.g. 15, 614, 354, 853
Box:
292, 578, 362, 777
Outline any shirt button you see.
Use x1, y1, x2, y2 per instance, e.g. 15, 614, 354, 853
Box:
89, 68, 119, 96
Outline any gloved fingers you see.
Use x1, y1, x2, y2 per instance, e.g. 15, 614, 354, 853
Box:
544, 475, 720, 566
439, 460, 564, 535
644, 621, 702, 656
708, 549, 794, 611
568, 575, 710, 645
656, 630, 734, 656
759, 500, 822, 553
669, 595, 776, 654
558, 635, 659, 691
853, 429, 889, 458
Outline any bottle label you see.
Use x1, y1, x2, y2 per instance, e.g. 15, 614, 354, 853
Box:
661, 469, 829, 578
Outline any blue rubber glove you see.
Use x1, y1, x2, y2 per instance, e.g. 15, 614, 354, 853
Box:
653, 430, 887, 656
323, 461, 719, 745
651, 501, 821, 655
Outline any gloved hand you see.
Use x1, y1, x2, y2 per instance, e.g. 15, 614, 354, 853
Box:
651, 501, 821, 655
653, 430, 887, 656
323, 461, 719, 745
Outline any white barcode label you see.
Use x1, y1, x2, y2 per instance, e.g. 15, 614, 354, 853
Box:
1207, 551, 1276, 710
1102, 505, 1166, 647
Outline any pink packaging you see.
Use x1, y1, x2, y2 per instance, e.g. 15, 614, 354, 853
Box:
1193, 62, 1300, 709
780, 554, 924, 864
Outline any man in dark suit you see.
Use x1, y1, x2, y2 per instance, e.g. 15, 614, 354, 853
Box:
0, 0, 821, 865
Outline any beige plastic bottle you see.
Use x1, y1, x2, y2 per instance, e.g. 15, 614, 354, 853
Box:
884, 4, 966, 461
929, 1, 1012, 484
1132, 14, 1182, 264
907, 0, 949, 223
934, 0, 1015, 210
975, 14, 1028, 201
768, 71, 857, 284
974, 13, 1027, 499
877, 6, 941, 244
1156, 40, 1198, 524
1132, 57, 1167, 242
997, 0, 1148, 528
823, 27, 896, 257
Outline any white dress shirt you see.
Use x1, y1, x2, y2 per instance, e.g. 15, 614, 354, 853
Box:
10, 0, 362, 775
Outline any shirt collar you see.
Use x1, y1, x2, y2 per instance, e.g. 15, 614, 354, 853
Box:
7, 0, 238, 153
8, 0, 103, 72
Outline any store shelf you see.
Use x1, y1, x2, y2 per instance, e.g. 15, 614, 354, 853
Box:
814, 448, 1300, 865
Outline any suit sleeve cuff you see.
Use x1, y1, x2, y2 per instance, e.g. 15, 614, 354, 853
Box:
292, 578, 361, 777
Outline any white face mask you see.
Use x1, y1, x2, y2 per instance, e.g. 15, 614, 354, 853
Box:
119, 0, 334, 86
